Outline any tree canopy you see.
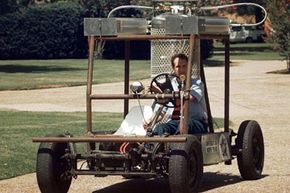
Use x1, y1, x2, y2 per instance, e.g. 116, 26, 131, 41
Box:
266, 0, 290, 70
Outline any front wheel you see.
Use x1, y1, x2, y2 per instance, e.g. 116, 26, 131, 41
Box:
36, 135, 72, 193
236, 120, 264, 180
169, 135, 203, 193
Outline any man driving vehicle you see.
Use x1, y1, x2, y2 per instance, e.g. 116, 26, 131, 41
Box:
145, 53, 208, 135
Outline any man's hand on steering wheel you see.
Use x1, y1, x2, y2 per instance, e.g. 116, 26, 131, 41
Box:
149, 73, 180, 108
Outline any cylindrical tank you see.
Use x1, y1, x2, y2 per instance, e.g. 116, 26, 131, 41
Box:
116, 18, 148, 35
199, 16, 230, 34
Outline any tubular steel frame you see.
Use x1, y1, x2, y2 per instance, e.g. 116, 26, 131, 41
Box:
32, 34, 230, 144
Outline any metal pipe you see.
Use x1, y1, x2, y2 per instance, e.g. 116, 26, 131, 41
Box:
90, 93, 175, 100
201, 3, 267, 27
179, 75, 185, 135
196, 34, 229, 40
107, 5, 153, 18
200, 45, 214, 133
84, 153, 126, 159
86, 36, 95, 134
32, 136, 187, 143
95, 35, 191, 41
124, 41, 130, 118
94, 34, 229, 41
182, 34, 196, 134
74, 170, 157, 176
224, 36, 230, 132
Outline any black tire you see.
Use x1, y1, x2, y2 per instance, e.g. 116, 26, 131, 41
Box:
169, 135, 203, 193
36, 135, 72, 193
237, 120, 264, 180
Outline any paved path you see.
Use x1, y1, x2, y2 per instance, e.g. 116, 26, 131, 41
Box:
0, 60, 290, 193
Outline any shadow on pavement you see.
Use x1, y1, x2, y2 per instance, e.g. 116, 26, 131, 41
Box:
92, 172, 268, 193
200, 172, 242, 192
0, 64, 81, 73
201, 173, 268, 192
93, 178, 170, 193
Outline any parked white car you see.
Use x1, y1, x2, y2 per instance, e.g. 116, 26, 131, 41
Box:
230, 25, 265, 43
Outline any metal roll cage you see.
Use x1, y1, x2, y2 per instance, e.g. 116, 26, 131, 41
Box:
33, 33, 230, 144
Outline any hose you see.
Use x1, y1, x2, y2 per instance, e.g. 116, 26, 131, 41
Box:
200, 2, 268, 27
108, 5, 153, 18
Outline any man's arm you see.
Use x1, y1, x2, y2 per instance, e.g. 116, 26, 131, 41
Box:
143, 105, 166, 131
189, 79, 204, 102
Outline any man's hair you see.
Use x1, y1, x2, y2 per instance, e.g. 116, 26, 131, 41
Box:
171, 53, 188, 68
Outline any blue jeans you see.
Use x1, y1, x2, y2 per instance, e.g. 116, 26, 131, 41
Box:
153, 119, 208, 135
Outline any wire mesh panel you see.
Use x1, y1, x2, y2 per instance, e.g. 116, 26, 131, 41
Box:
150, 28, 200, 78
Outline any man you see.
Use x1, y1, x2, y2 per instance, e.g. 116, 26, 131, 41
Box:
149, 53, 208, 135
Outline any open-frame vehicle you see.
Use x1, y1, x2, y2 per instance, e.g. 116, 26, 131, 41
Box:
32, 1, 265, 193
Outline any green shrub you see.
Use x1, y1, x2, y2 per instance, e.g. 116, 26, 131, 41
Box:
0, 2, 87, 59
0, 1, 213, 60
0, 0, 19, 15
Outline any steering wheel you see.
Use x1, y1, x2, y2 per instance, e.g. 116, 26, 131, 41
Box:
150, 73, 180, 107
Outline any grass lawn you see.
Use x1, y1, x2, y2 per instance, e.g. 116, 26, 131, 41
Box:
0, 59, 150, 90
0, 110, 123, 180
209, 42, 283, 61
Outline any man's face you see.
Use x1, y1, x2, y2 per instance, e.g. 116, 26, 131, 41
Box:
172, 57, 188, 77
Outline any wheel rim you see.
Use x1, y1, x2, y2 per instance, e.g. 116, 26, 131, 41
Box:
56, 157, 71, 181
252, 134, 263, 173
188, 151, 198, 187
54, 144, 71, 182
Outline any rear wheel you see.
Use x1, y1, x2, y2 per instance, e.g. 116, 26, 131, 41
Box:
236, 120, 264, 180
36, 135, 72, 193
169, 135, 203, 193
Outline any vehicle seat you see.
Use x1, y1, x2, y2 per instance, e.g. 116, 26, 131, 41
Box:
113, 105, 153, 136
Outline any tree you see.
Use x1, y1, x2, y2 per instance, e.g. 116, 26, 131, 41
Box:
0, 2, 86, 59
80, 0, 131, 17
266, 0, 290, 71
